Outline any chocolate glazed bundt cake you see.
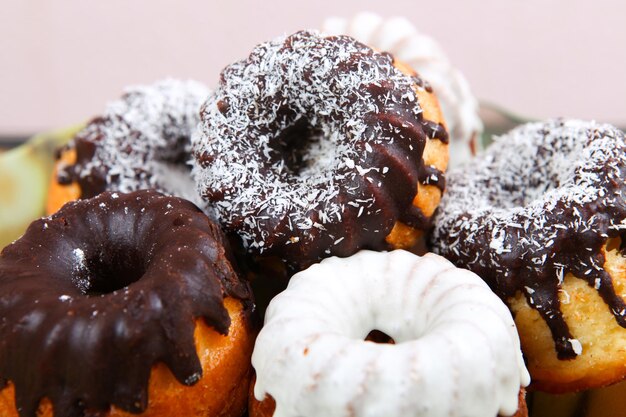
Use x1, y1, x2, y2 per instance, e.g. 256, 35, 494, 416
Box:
431, 119, 626, 392
0, 191, 255, 417
193, 30, 449, 270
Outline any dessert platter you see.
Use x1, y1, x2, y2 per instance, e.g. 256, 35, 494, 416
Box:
0, 12, 625, 417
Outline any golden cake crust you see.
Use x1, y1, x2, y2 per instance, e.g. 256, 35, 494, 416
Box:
510, 238, 626, 393
0, 298, 255, 417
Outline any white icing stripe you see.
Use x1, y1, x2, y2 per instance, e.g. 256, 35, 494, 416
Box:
321, 12, 483, 167
252, 250, 530, 417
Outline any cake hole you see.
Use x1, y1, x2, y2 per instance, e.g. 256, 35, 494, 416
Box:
486, 141, 581, 209
271, 117, 321, 175
71, 246, 146, 296
167, 135, 192, 165
364, 329, 395, 344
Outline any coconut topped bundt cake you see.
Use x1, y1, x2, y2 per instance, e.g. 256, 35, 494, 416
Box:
47, 79, 210, 214
431, 119, 626, 392
193, 30, 449, 270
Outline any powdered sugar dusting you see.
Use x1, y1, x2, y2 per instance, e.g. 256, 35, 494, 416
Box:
72, 248, 86, 268
71, 248, 90, 293
193, 31, 428, 257
65, 79, 209, 205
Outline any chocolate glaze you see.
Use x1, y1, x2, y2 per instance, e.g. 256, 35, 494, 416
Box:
411, 75, 434, 94
432, 120, 626, 359
65, 133, 104, 195
421, 120, 449, 144
0, 190, 252, 416
194, 31, 448, 270
419, 164, 446, 192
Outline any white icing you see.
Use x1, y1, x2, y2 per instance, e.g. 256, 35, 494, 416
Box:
252, 250, 530, 417
322, 12, 483, 167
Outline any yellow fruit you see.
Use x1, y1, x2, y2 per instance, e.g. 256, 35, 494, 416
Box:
0, 125, 83, 249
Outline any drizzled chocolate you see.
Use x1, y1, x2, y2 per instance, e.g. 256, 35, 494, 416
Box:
193, 31, 448, 269
419, 164, 446, 192
59, 79, 209, 205
0, 190, 252, 417
431, 119, 626, 359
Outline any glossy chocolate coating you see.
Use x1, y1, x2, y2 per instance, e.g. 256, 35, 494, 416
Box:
194, 31, 448, 270
0, 190, 252, 416
432, 120, 626, 359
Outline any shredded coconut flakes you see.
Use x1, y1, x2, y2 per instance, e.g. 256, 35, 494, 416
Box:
193, 31, 426, 254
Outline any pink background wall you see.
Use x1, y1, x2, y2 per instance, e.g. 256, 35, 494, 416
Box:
1, 0, 625, 135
